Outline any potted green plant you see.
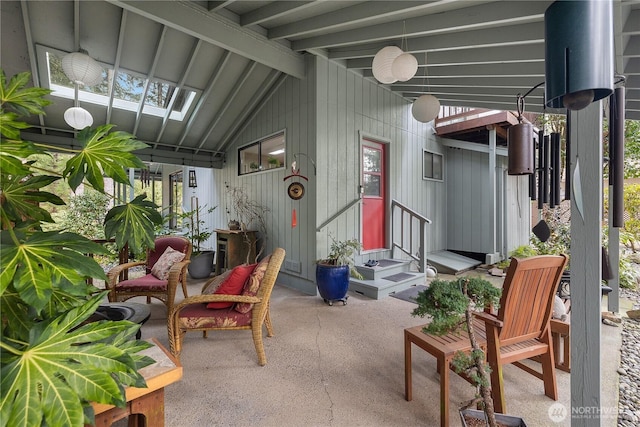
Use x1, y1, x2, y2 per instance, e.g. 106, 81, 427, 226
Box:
178, 202, 216, 279
249, 161, 259, 171
412, 276, 526, 427
315, 236, 364, 306
267, 156, 278, 168
1, 70, 163, 426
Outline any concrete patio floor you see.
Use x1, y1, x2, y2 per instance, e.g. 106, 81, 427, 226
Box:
123, 271, 626, 427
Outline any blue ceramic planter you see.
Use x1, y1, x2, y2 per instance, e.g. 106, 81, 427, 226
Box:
315, 264, 350, 306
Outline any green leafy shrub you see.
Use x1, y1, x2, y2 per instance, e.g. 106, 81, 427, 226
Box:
1, 70, 162, 426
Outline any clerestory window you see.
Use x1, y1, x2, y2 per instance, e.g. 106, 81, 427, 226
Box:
38, 45, 196, 122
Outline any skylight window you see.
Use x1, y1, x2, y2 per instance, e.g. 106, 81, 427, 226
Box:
41, 46, 195, 122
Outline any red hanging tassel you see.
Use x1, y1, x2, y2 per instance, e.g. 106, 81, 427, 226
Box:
291, 208, 297, 228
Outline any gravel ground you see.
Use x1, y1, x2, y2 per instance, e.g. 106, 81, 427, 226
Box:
617, 287, 640, 426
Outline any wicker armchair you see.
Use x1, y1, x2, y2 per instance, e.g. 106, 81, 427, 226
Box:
106, 236, 192, 314
168, 248, 285, 366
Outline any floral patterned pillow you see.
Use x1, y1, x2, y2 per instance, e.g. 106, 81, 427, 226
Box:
150, 246, 186, 280
235, 255, 271, 314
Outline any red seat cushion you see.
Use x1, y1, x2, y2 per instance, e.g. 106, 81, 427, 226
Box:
115, 274, 167, 292
207, 263, 257, 309
178, 303, 252, 328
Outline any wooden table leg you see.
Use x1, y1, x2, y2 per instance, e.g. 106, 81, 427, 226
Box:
405, 329, 413, 401
440, 355, 449, 427
128, 388, 165, 427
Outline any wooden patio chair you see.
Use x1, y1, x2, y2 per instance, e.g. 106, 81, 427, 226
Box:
105, 235, 192, 314
168, 248, 285, 366
475, 254, 568, 414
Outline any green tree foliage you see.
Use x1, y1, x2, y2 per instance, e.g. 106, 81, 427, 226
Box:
0, 69, 163, 427
621, 120, 640, 178
59, 191, 110, 239
622, 184, 640, 250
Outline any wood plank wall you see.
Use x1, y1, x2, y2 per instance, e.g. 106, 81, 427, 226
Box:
215, 55, 445, 295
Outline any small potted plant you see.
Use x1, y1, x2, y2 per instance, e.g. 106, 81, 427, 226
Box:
179, 203, 217, 279
249, 161, 259, 171
268, 156, 279, 168
412, 276, 527, 427
315, 236, 363, 306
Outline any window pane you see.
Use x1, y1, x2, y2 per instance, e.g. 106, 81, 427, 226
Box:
363, 147, 381, 172
115, 73, 145, 103
424, 152, 433, 178
433, 154, 442, 180
363, 174, 381, 196
145, 81, 172, 108
261, 133, 285, 169
239, 143, 260, 175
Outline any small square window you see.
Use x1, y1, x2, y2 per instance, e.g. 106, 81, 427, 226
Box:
238, 130, 285, 175
423, 150, 444, 181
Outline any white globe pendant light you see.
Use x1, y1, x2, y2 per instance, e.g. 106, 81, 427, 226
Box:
392, 52, 418, 82
412, 94, 441, 123
64, 106, 93, 130
372, 46, 403, 84
62, 52, 103, 87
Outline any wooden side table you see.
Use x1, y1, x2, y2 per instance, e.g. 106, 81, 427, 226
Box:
88, 338, 182, 427
214, 229, 257, 275
404, 320, 487, 427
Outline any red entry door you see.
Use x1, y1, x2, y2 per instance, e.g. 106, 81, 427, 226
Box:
362, 140, 386, 251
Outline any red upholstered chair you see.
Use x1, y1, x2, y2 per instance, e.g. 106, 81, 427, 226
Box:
106, 236, 192, 314
168, 248, 285, 366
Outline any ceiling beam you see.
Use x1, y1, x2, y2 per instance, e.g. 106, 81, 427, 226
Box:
391, 85, 544, 98
346, 44, 545, 69
207, 1, 235, 13
19, 0, 46, 132
217, 70, 286, 153
268, 1, 451, 40
105, 8, 128, 124
328, 22, 545, 60
106, 0, 305, 78
155, 39, 202, 144
175, 50, 231, 149
240, 1, 316, 27
292, 1, 548, 51
196, 61, 258, 151
133, 26, 167, 136
363, 62, 545, 79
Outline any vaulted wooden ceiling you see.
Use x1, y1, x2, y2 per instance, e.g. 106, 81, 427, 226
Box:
1, 0, 638, 167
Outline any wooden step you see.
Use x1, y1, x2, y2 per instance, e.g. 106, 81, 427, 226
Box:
348, 270, 426, 300
355, 258, 412, 280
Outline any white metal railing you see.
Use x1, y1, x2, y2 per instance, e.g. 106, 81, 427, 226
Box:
391, 199, 431, 272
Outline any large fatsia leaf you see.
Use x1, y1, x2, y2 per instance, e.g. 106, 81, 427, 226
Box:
104, 194, 162, 254
0, 70, 51, 117
0, 174, 64, 225
0, 139, 46, 176
0, 230, 108, 308
0, 293, 153, 427
0, 287, 32, 340
0, 111, 30, 140
63, 125, 147, 192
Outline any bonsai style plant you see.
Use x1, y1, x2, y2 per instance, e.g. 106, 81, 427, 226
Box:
315, 235, 363, 306
412, 276, 507, 427
178, 201, 216, 279
1, 70, 163, 426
